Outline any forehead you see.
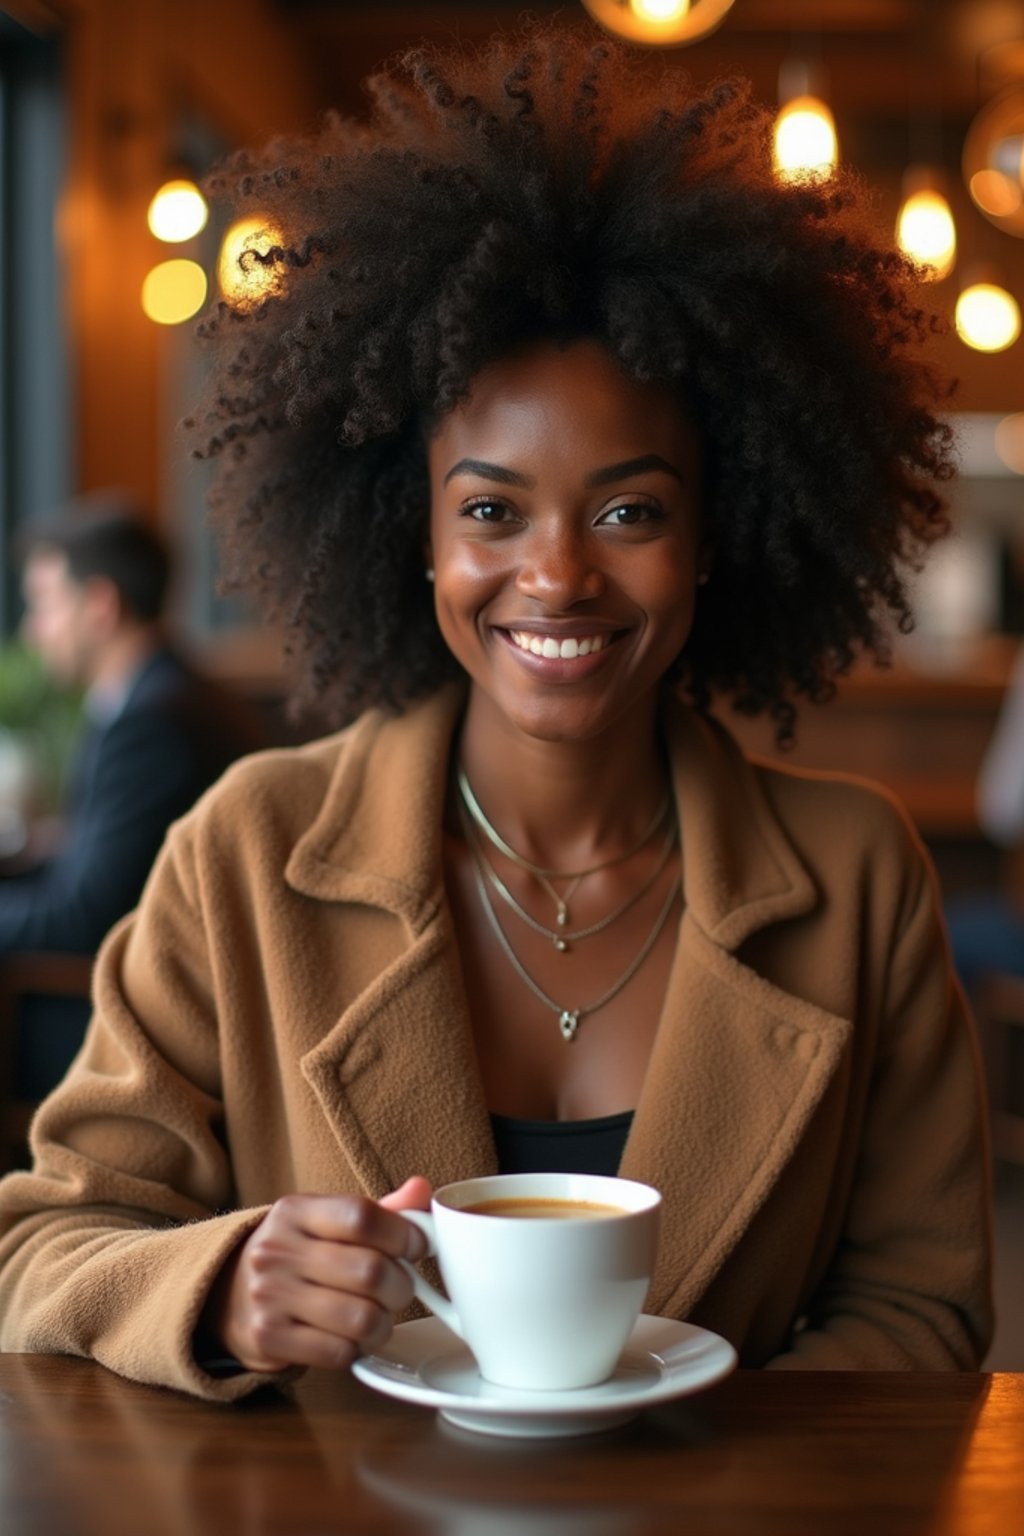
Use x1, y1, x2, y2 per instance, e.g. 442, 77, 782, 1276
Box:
428, 340, 699, 469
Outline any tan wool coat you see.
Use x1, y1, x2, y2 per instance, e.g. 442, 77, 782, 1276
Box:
0, 687, 994, 1399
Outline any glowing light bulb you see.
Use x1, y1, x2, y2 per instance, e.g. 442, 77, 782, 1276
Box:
581, 0, 734, 45
141, 259, 208, 325
773, 97, 838, 183
147, 179, 208, 243
630, 0, 690, 20
218, 216, 286, 307
896, 189, 956, 281
955, 282, 1021, 353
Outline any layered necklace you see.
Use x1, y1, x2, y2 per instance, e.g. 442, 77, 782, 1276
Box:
457, 768, 681, 1042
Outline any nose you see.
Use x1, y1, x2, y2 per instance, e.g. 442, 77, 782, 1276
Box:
514, 522, 605, 608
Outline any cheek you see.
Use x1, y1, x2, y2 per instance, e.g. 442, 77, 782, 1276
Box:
633, 565, 700, 669
432, 545, 501, 654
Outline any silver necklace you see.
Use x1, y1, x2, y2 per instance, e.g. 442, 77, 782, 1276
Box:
461, 801, 679, 953
457, 767, 670, 931
469, 850, 682, 1042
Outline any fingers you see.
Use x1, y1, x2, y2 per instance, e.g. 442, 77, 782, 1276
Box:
273, 1190, 426, 1260
212, 1181, 434, 1375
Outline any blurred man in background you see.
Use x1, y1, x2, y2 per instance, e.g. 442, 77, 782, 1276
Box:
2, 493, 268, 1101
947, 640, 1024, 998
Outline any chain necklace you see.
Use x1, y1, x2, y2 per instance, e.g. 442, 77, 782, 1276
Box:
469, 849, 682, 1042
456, 767, 670, 932
460, 800, 679, 953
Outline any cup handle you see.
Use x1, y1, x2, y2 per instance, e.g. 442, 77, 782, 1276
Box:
397, 1210, 465, 1340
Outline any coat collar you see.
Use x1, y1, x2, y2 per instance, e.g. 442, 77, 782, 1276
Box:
284, 686, 465, 929
285, 685, 817, 952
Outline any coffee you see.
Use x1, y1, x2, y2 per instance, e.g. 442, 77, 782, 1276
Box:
464, 1197, 624, 1220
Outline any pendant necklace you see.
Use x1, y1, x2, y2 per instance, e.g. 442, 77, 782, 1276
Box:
456, 766, 670, 932
460, 800, 679, 953
468, 850, 682, 1042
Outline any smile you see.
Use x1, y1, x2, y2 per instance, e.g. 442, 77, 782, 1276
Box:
508, 630, 610, 659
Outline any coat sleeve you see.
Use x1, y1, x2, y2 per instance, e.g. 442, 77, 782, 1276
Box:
0, 814, 286, 1402
767, 823, 995, 1370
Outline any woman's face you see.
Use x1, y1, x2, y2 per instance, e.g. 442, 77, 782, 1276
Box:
426, 339, 704, 745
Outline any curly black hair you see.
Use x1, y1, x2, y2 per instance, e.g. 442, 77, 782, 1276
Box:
190, 23, 954, 742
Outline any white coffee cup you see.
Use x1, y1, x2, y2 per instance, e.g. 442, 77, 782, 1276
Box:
398, 1171, 661, 1392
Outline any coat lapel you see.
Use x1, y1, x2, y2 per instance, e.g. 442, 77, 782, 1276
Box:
621, 915, 851, 1318
620, 703, 851, 1317
299, 912, 497, 1199
288, 687, 496, 1194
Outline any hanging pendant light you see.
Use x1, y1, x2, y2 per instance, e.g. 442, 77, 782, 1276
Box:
895, 168, 957, 281
147, 178, 209, 244
773, 60, 838, 184
955, 266, 1021, 352
579, 0, 736, 47
141, 260, 208, 326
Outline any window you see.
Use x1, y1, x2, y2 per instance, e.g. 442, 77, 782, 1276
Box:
0, 16, 71, 635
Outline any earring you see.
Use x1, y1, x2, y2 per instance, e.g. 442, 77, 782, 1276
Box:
425, 568, 435, 583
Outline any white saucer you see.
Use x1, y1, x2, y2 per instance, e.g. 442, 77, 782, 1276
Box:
352, 1314, 737, 1438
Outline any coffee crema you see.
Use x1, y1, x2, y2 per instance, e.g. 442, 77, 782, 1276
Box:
462, 1197, 626, 1220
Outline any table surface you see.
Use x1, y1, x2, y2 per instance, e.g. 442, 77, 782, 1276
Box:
1, 1356, 1022, 1536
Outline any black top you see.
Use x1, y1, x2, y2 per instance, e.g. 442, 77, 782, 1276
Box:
490, 1110, 635, 1178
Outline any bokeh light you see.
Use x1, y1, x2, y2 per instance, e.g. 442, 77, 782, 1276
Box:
955, 281, 1021, 352
147, 180, 208, 244
218, 217, 286, 308
773, 97, 838, 182
141, 259, 208, 325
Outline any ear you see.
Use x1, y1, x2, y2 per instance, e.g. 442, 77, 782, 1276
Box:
81, 575, 125, 634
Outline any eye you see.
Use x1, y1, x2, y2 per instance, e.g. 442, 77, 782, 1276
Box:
460, 497, 517, 524
595, 500, 663, 528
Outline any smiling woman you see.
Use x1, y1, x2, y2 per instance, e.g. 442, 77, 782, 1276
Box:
0, 22, 994, 1400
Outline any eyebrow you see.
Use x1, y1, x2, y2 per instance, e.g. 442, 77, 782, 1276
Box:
443, 459, 535, 489
585, 454, 686, 488
442, 453, 685, 490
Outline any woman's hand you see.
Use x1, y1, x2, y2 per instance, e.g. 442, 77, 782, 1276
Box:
202, 1176, 432, 1373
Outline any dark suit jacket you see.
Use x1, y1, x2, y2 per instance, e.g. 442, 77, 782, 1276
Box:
2, 648, 268, 1097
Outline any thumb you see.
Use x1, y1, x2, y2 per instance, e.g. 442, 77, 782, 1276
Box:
379, 1175, 433, 1260
379, 1174, 433, 1212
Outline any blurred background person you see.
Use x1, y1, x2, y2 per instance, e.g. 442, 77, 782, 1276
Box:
2, 493, 268, 1102
947, 640, 1024, 999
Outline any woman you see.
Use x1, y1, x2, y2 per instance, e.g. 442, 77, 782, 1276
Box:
0, 27, 992, 1397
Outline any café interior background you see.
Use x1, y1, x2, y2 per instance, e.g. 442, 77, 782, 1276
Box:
2, 0, 1023, 664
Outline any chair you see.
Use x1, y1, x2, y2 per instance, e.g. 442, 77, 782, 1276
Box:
976, 970, 1024, 1167
0, 951, 95, 1172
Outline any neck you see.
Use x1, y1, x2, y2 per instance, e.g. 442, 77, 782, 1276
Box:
87, 623, 163, 693
456, 688, 671, 871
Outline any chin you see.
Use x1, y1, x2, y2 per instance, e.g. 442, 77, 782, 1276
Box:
499, 696, 645, 747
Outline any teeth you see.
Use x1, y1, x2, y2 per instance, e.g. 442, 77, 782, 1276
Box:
510, 631, 606, 659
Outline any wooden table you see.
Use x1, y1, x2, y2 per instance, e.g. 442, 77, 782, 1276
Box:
1, 1356, 1021, 1535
